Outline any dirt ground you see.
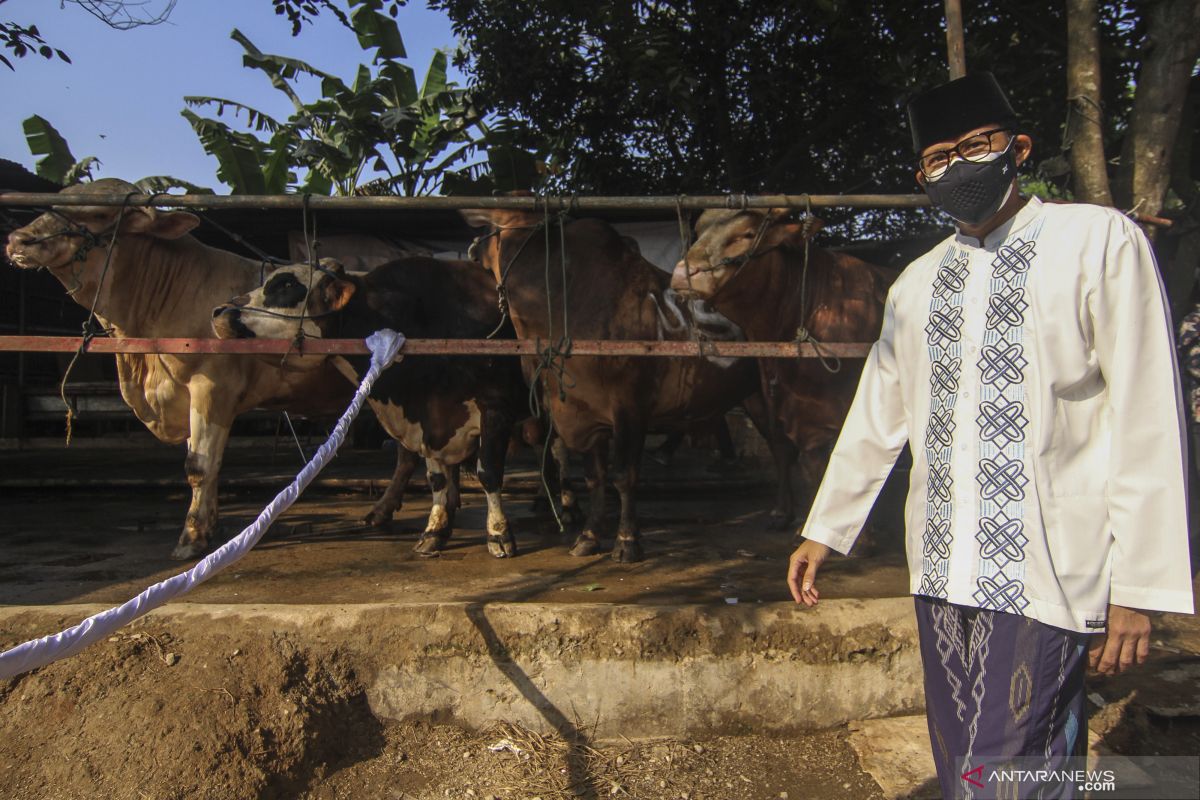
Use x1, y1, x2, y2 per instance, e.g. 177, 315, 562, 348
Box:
1, 442, 1198, 799
1, 615, 1198, 800
0, 620, 886, 800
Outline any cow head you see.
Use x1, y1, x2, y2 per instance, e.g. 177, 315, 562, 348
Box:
460, 196, 544, 284
212, 258, 355, 341
5, 178, 200, 276
669, 208, 823, 299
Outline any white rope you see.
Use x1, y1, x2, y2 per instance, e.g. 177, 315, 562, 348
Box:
0, 329, 405, 682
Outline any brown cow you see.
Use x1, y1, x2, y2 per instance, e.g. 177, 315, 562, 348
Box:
461, 206, 783, 562
670, 209, 897, 539
4, 179, 352, 558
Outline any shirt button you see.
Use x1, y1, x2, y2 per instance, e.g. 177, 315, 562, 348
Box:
961, 390, 970, 399
968, 344, 977, 353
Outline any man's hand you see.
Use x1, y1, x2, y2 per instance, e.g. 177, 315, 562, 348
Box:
787, 539, 832, 606
1088, 605, 1152, 676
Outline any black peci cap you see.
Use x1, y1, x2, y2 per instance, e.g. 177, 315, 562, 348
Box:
907, 72, 1018, 154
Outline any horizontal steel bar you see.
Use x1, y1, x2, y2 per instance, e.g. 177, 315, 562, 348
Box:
0, 335, 872, 359
0, 192, 930, 211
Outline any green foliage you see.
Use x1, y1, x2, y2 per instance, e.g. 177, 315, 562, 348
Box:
0, 17, 70, 70
431, 0, 1153, 240
182, 9, 506, 196
22, 115, 88, 184
1019, 175, 1073, 202
21, 113, 209, 192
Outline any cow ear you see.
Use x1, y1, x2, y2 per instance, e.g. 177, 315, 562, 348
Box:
460, 208, 498, 228
764, 215, 824, 248
121, 208, 200, 240
321, 275, 356, 312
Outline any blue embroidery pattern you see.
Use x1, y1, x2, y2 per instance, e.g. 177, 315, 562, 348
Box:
922, 248, 968, 598
972, 237, 1035, 614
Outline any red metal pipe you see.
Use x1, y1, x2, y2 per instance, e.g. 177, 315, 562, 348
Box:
0, 335, 872, 359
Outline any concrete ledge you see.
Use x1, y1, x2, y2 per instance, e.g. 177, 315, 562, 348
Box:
0, 597, 921, 739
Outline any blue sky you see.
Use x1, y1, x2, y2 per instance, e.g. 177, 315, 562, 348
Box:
0, 0, 463, 189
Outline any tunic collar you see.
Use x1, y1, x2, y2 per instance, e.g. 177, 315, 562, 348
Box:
954, 195, 1045, 251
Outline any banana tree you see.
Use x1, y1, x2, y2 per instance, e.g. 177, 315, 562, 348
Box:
22, 115, 98, 185
182, 1, 494, 196
21, 114, 210, 192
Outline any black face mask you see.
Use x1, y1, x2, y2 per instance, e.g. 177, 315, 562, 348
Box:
922, 140, 1017, 226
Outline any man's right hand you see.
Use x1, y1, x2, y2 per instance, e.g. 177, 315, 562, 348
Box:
787, 539, 833, 606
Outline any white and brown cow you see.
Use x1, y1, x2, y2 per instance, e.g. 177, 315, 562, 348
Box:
212, 257, 530, 557
4, 179, 353, 558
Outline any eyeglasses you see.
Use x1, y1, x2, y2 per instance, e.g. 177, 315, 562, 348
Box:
918, 128, 1013, 180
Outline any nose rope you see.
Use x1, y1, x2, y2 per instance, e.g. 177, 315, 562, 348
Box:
283, 193, 318, 366
58, 191, 139, 445
480, 196, 576, 533
793, 195, 840, 374
526, 196, 575, 534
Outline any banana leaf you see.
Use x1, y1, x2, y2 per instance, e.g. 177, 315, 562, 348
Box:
22, 115, 76, 184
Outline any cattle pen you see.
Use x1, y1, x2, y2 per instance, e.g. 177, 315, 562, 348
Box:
3, 188, 1194, 800
0, 190, 926, 362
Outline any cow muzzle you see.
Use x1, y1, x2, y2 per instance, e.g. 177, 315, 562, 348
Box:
211, 306, 256, 339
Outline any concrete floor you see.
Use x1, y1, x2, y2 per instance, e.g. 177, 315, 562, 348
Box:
0, 439, 910, 608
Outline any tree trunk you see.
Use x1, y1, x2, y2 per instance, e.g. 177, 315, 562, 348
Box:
1065, 0, 1113, 206
1117, 0, 1200, 239
943, 0, 967, 79
1166, 76, 1200, 321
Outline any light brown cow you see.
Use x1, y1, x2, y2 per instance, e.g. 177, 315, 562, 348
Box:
4, 179, 352, 558
670, 208, 897, 540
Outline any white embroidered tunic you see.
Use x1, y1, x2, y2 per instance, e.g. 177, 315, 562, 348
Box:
801, 197, 1195, 633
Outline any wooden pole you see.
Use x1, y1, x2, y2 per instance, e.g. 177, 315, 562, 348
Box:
0, 192, 930, 212
944, 0, 967, 79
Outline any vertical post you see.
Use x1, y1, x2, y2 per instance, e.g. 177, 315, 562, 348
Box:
944, 0, 967, 79
17, 269, 27, 392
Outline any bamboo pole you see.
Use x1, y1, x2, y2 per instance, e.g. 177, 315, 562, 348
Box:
0, 192, 929, 212
0, 336, 872, 359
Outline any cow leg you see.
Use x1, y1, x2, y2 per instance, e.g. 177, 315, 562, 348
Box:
479, 408, 517, 558
549, 433, 583, 525
569, 440, 609, 557
610, 415, 647, 564
415, 458, 456, 556
523, 417, 554, 514
365, 445, 420, 530
742, 393, 798, 530
173, 403, 233, 560
792, 446, 833, 546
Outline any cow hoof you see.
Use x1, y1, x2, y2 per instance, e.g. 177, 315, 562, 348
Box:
170, 540, 207, 561
364, 512, 394, 531
569, 534, 602, 557
414, 531, 451, 556
612, 537, 644, 563
767, 511, 795, 531
487, 534, 518, 558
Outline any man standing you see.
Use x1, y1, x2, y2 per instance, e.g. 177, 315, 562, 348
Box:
787, 73, 1194, 798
